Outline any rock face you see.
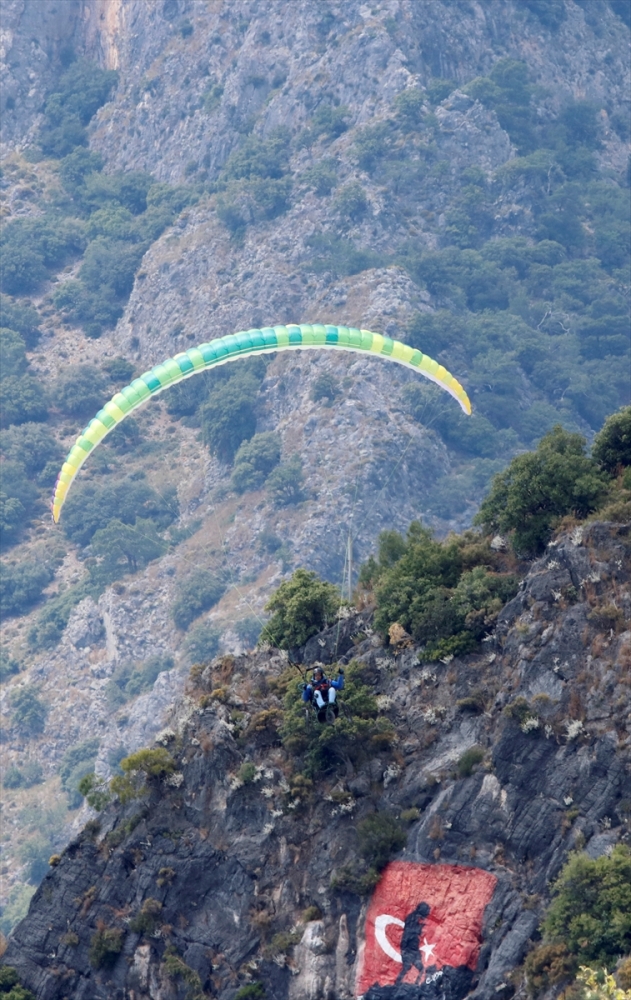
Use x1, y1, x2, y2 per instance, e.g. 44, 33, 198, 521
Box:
5, 521, 630, 999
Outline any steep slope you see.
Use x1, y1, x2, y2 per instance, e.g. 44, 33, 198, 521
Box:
1, 0, 629, 945
4, 520, 630, 999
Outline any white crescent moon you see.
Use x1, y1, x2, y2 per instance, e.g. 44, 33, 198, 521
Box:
375, 914, 404, 963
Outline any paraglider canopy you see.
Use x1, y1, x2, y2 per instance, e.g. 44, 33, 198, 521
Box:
51, 323, 471, 523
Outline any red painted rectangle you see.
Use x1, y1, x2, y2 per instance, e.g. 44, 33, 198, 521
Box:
356, 861, 497, 996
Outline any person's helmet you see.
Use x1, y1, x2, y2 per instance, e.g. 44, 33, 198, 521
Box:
313, 666, 324, 678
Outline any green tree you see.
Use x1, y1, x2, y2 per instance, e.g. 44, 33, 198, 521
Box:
0, 560, 54, 618
0, 375, 48, 427
542, 846, 631, 966
10, 686, 48, 736
0, 296, 41, 347
184, 622, 221, 663
333, 182, 369, 221
201, 371, 260, 463
266, 455, 306, 506
372, 521, 463, 638
59, 737, 100, 809
171, 570, 226, 630
62, 477, 177, 547
90, 518, 166, 581
18, 832, 54, 884
475, 426, 608, 554
231, 432, 281, 493
592, 406, 631, 474
0, 422, 63, 475
39, 59, 117, 158
310, 371, 339, 404
0, 328, 28, 377
54, 364, 107, 417
260, 569, 339, 649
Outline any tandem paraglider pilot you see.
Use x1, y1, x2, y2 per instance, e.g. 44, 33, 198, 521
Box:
302, 666, 345, 709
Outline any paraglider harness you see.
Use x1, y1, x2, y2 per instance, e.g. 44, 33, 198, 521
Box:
297, 664, 347, 725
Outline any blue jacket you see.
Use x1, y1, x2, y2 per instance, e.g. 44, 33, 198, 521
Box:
302, 671, 344, 702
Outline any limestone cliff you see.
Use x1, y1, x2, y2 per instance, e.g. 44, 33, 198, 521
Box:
4, 521, 630, 998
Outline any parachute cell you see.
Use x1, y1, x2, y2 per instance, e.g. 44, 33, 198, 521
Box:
51, 323, 471, 523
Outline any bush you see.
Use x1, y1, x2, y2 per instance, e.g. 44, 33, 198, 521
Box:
0, 296, 41, 347
234, 616, 263, 649
0, 375, 48, 428
27, 584, 88, 651
475, 426, 609, 554
333, 182, 369, 221
357, 813, 407, 870
129, 897, 162, 935
234, 983, 266, 999
542, 845, 631, 966
62, 477, 177, 547
457, 746, 485, 778
54, 364, 107, 418
592, 407, 631, 475
201, 368, 262, 462
260, 569, 339, 649
303, 159, 338, 196
89, 925, 124, 970
9, 686, 48, 735
2, 760, 43, 790
524, 942, 576, 995
354, 121, 393, 173
172, 570, 226, 630
238, 761, 257, 785
365, 524, 518, 649
105, 655, 174, 709
90, 518, 166, 582
0, 423, 63, 475
120, 747, 176, 778
0, 328, 27, 378
77, 772, 111, 811
310, 372, 339, 404
0, 216, 86, 295
231, 432, 281, 493
184, 622, 221, 663
59, 738, 100, 809
266, 455, 306, 506
280, 661, 390, 778
522, 0, 567, 28
18, 832, 55, 884
223, 127, 290, 182
0, 561, 54, 618
39, 59, 117, 158
0, 652, 20, 683
299, 104, 350, 146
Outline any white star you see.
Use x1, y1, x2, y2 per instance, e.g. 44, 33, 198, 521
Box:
420, 938, 436, 965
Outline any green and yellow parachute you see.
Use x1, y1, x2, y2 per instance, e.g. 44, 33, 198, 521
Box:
52, 323, 471, 523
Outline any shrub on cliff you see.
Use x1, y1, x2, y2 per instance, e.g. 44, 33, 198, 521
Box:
592, 406, 631, 475
475, 426, 608, 554
89, 925, 124, 970
0, 967, 36, 999
362, 522, 517, 651
543, 846, 631, 967
260, 569, 339, 649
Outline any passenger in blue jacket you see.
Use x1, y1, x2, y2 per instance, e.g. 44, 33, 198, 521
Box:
302, 666, 345, 709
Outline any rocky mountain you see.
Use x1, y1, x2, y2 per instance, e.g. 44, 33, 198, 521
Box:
3, 519, 631, 999
0, 0, 629, 964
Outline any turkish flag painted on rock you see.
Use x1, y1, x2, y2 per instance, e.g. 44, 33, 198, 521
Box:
356, 862, 497, 998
